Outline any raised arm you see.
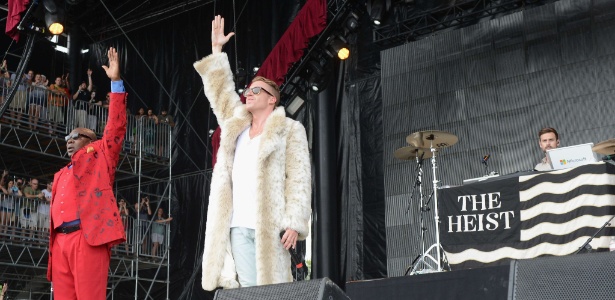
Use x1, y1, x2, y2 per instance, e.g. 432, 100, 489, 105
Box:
87, 68, 93, 92
101, 48, 127, 174
193, 15, 242, 124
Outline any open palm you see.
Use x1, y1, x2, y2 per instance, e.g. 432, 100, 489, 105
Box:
211, 15, 235, 53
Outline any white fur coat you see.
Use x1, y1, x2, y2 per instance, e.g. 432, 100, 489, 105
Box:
194, 53, 312, 291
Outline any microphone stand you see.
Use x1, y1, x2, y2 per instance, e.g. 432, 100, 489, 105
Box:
574, 214, 615, 254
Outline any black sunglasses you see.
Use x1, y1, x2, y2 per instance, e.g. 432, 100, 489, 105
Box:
242, 86, 274, 97
65, 133, 92, 142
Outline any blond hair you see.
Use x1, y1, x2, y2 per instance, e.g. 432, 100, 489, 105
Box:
251, 76, 281, 106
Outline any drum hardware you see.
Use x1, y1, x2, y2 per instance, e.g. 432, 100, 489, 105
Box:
592, 139, 615, 156
400, 130, 458, 274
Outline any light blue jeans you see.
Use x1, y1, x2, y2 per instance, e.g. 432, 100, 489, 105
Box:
230, 227, 257, 287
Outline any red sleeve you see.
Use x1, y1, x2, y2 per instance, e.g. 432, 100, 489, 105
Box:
103, 93, 127, 180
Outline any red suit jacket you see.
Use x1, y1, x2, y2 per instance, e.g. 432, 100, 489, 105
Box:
47, 92, 127, 281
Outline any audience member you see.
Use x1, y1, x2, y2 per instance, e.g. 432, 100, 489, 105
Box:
133, 197, 152, 255
151, 207, 173, 260
38, 181, 52, 233
118, 198, 131, 254
48, 77, 69, 134
28, 73, 49, 131
8, 69, 31, 125
87, 90, 98, 131
22, 178, 43, 239
72, 69, 93, 128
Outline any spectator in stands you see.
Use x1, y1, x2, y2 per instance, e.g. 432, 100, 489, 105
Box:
118, 198, 130, 254
72, 69, 93, 128
0, 60, 10, 111
48, 77, 69, 134
156, 109, 174, 157
8, 69, 32, 126
145, 109, 157, 154
151, 207, 173, 260
95, 93, 111, 130
38, 181, 52, 235
28, 73, 49, 131
87, 90, 98, 131
22, 178, 43, 240
134, 197, 152, 255
135, 107, 146, 120
0, 171, 20, 236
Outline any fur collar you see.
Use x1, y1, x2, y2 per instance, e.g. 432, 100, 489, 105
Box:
223, 106, 289, 161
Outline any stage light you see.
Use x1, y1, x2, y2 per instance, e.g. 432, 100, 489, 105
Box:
324, 36, 350, 60
331, 39, 349, 60
43, 0, 64, 35
54, 45, 68, 54
345, 12, 360, 32
367, 0, 391, 26
285, 94, 306, 117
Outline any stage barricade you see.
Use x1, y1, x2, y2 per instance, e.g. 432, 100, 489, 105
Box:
438, 162, 615, 269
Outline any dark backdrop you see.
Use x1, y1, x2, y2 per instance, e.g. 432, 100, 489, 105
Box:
381, 0, 615, 276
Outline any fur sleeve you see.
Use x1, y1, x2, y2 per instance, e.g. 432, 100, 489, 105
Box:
193, 53, 242, 124
282, 121, 312, 240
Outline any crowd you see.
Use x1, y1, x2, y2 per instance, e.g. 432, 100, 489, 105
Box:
0, 169, 172, 261
0, 62, 175, 159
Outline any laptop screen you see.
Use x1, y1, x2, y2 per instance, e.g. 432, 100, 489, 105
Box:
546, 143, 596, 170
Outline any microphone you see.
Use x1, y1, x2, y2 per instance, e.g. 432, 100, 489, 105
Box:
602, 155, 615, 161
481, 154, 490, 165
279, 231, 308, 276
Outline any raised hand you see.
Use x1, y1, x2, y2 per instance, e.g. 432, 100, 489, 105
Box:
211, 15, 235, 54
102, 47, 120, 81
87, 68, 93, 76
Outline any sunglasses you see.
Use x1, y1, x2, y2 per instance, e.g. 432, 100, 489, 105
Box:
65, 133, 92, 142
242, 86, 274, 97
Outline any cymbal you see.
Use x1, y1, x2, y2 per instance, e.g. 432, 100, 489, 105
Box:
394, 146, 433, 160
406, 130, 458, 149
592, 139, 615, 155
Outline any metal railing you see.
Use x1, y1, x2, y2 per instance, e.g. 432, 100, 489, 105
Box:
0, 86, 172, 159
0, 193, 170, 260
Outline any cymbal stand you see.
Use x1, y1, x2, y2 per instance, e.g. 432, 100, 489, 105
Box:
406, 154, 439, 275
428, 136, 442, 272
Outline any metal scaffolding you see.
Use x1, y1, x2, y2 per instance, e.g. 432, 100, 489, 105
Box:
0, 108, 173, 299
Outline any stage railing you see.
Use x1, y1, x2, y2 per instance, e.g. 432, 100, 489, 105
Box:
0, 193, 169, 260
0, 86, 172, 159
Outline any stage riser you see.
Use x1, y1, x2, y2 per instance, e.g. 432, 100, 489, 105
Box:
347, 251, 615, 300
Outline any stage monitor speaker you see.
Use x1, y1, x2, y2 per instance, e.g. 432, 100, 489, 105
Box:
214, 277, 349, 300
508, 251, 615, 300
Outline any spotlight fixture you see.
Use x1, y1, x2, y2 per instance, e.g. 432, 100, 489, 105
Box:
285, 94, 306, 117
43, 0, 64, 35
345, 12, 360, 32
366, 0, 391, 26
324, 36, 350, 60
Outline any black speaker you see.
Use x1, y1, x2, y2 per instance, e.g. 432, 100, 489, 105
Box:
508, 251, 615, 300
214, 277, 349, 300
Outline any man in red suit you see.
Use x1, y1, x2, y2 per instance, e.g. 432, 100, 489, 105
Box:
47, 47, 127, 300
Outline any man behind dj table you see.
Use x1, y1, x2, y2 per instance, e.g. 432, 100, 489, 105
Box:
534, 127, 560, 171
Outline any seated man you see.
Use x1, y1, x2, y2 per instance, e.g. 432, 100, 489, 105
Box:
535, 127, 560, 171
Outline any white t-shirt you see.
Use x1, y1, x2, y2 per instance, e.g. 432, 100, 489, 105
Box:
230, 127, 261, 229
38, 189, 52, 215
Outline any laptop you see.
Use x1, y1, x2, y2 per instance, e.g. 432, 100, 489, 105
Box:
547, 143, 596, 170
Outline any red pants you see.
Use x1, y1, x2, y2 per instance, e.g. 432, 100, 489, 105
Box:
51, 230, 110, 300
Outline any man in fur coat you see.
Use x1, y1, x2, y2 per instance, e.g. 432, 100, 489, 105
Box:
194, 15, 312, 290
